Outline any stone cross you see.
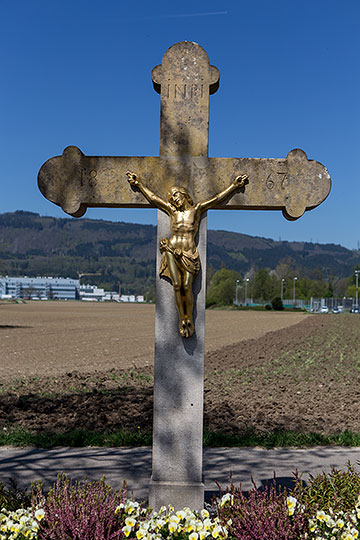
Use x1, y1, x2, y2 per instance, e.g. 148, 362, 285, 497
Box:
38, 41, 331, 510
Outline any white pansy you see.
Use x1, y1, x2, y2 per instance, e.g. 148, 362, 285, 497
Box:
35, 508, 45, 521
169, 521, 178, 533
212, 525, 222, 538
125, 516, 137, 528
122, 525, 132, 537
286, 496, 297, 509
220, 493, 232, 507
176, 510, 186, 520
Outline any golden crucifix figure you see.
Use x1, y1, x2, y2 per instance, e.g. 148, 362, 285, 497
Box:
126, 171, 248, 338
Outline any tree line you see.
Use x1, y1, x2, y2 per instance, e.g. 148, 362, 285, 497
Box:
206, 264, 360, 307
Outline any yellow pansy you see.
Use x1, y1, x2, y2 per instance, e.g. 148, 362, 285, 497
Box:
35, 509, 45, 521
176, 510, 186, 520
212, 526, 222, 539
125, 517, 137, 528
186, 520, 196, 532
169, 522, 178, 533
122, 525, 132, 537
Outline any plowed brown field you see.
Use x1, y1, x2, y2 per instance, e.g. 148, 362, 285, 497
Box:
1, 301, 360, 438
0, 302, 306, 379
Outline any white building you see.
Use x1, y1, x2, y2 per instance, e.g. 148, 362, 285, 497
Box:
0, 276, 79, 300
79, 285, 106, 301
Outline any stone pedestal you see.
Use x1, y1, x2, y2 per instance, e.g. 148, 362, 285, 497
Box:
149, 210, 207, 511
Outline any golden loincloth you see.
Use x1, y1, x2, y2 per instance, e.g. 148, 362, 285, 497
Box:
159, 238, 200, 282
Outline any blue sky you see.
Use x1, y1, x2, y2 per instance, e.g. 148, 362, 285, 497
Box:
1, 0, 359, 249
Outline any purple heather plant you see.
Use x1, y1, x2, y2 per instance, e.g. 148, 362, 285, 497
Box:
216, 477, 308, 540
32, 473, 129, 540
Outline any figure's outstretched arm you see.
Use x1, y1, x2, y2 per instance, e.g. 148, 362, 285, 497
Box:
126, 171, 170, 214
198, 174, 248, 212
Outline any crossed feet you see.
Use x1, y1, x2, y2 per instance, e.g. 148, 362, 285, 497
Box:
179, 317, 194, 338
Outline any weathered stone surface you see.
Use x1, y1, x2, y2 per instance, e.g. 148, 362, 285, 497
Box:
149, 212, 206, 510
38, 147, 330, 220
151, 40, 219, 157
148, 42, 211, 509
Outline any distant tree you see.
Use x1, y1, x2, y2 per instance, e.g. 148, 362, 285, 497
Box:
271, 296, 284, 310
275, 261, 294, 280
206, 268, 242, 306
333, 277, 348, 297
252, 269, 275, 301
309, 268, 324, 281
325, 281, 334, 298
306, 278, 328, 299
347, 284, 356, 298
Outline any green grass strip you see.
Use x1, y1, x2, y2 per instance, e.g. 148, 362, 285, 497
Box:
2, 428, 360, 448
0, 428, 152, 448
203, 429, 360, 448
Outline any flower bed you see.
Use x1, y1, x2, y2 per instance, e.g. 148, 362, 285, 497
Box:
1, 464, 360, 540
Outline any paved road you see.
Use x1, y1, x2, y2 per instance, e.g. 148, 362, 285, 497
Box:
1, 446, 360, 502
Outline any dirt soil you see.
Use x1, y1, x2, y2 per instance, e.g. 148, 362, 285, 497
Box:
1, 302, 360, 438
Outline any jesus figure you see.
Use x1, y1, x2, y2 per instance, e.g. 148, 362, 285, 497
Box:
126, 171, 248, 338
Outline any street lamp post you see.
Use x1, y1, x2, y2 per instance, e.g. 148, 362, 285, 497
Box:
281, 278, 285, 301
235, 279, 240, 306
293, 277, 298, 307
245, 278, 249, 305
355, 270, 359, 307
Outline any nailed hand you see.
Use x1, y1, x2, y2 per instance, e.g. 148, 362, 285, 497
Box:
126, 171, 139, 186
233, 174, 248, 188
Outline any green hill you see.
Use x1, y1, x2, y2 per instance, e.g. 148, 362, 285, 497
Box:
0, 211, 359, 298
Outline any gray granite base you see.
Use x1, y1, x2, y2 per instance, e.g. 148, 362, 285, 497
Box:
149, 479, 205, 511
149, 210, 207, 511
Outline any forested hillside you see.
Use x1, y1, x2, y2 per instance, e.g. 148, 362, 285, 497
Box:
1, 211, 359, 298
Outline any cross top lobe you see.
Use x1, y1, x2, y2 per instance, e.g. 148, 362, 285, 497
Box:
152, 41, 220, 158
152, 41, 220, 96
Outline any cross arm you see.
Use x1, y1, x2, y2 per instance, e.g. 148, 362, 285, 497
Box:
126, 171, 170, 214
192, 149, 331, 220
37, 146, 166, 217
197, 175, 248, 212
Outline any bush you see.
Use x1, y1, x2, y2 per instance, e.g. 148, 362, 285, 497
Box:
217, 478, 307, 540
0, 478, 31, 511
33, 474, 128, 540
271, 297, 284, 310
300, 463, 360, 514
206, 268, 242, 306
265, 303, 272, 310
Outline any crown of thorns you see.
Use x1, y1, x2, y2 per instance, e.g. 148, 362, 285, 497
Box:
168, 187, 194, 205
